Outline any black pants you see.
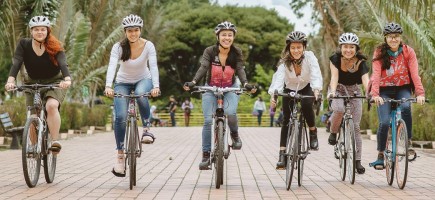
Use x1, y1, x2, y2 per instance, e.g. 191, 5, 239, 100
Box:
280, 84, 316, 147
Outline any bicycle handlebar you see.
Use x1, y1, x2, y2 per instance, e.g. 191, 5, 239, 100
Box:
10, 84, 60, 92
113, 92, 153, 98
331, 95, 366, 99
191, 86, 246, 94
369, 98, 430, 104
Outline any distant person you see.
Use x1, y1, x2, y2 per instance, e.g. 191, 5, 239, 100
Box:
166, 95, 178, 126
253, 97, 266, 126
181, 97, 194, 127
150, 105, 161, 126
269, 105, 275, 127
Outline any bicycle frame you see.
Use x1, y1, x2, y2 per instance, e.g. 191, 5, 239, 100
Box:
387, 102, 401, 163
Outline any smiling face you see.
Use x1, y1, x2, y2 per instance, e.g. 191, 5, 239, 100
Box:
125, 27, 141, 43
289, 42, 304, 59
31, 26, 48, 42
218, 30, 234, 49
385, 33, 401, 51
340, 44, 357, 59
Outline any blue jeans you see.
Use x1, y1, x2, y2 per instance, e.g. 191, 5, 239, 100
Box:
376, 86, 412, 152
201, 84, 240, 152
114, 78, 153, 150
257, 110, 263, 126
170, 112, 176, 126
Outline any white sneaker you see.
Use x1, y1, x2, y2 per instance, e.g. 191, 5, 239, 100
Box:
113, 154, 125, 176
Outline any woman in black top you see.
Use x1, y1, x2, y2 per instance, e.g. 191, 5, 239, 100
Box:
4, 16, 71, 153
327, 33, 369, 174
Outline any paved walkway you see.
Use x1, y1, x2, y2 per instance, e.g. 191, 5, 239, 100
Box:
1, 127, 435, 200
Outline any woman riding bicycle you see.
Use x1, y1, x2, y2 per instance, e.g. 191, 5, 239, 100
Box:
104, 14, 160, 177
4, 16, 71, 154
327, 33, 369, 174
269, 31, 323, 169
370, 22, 425, 167
183, 21, 256, 170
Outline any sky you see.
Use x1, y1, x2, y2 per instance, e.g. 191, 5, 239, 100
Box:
216, 0, 319, 34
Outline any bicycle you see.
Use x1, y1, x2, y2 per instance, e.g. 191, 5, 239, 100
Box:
369, 98, 429, 189
11, 84, 60, 188
113, 91, 153, 190
273, 88, 320, 190
331, 92, 366, 184
191, 86, 246, 189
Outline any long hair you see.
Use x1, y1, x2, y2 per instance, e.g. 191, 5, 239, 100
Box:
278, 43, 305, 71
44, 28, 63, 66
120, 37, 131, 62
373, 41, 403, 70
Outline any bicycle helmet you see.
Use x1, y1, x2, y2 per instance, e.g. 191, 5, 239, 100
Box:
122, 14, 143, 28
383, 22, 403, 35
286, 31, 307, 45
214, 21, 237, 35
338, 32, 359, 46
29, 16, 51, 28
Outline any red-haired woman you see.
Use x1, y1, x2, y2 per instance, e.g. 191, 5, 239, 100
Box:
5, 16, 71, 153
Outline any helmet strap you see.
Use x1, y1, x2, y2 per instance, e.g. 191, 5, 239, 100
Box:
33, 38, 44, 49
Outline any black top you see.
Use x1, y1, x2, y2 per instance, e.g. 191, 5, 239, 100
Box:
329, 53, 369, 85
9, 38, 70, 79
192, 45, 248, 85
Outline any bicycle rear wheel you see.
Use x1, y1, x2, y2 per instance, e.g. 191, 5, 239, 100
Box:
338, 123, 346, 181
386, 128, 395, 185
286, 122, 298, 191
215, 121, 224, 189
128, 118, 137, 190
345, 119, 356, 184
298, 125, 308, 187
395, 119, 408, 189
22, 117, 41, 188
43, 128, 56, 184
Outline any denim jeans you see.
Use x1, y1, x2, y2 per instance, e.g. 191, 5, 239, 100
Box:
376, 85, 412, 152
257, 110, 263, 126
170, 112, 176, 126
201, 83, 240, 152
113, 78, 153, 150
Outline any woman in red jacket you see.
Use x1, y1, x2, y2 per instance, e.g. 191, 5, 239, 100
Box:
370, 22, 425, 167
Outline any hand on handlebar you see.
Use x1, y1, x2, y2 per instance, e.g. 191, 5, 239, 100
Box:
4, 82, 16, 91
244, 83, 257, 94
314, 89, 320, 101
183, 82, 195, 91
327, 92, 336, 100
104, 87, 114, 98
372, 96, 384, 106
416, 95, 425, 105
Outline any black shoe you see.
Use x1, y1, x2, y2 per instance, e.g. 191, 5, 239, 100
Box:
326, 122, 331, 133
231, 132, 242, 150
408, 140, 417, 161
199, 152, 211, 170
276, 150, 286, 170
328, 133, 337, 145
309, 128, 319, 150
356, 160, 365, 174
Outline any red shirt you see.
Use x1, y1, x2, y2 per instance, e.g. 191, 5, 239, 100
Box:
209, 62, 235, 87
370, 45, 425, 97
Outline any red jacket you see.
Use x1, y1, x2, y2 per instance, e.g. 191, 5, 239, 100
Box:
370, 44, 425, 97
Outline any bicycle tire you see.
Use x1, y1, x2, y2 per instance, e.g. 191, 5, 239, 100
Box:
395, 119, 408, 189
286, 122, 298, 191
129, 118, 137, 190
22, 117, 41, 188
215, 121, 224, 189
346, 119, 356, 184
298, 125, 307, 187
386, 127, 395, 186
338, 123, 346, 181
43, 127, 56, 184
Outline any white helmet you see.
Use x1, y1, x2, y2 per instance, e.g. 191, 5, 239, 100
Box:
214, 21, 237, 35
29, 16, 51, 28
338, 33, 359, 46
122, 14, 143, 28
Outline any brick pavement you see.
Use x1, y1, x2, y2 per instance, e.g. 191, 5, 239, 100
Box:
1, 127, 435, 200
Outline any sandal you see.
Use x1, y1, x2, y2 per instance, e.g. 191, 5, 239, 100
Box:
141, 131, 155, 144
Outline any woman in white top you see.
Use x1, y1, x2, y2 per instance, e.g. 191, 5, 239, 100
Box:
104, 14, 160, 177
253, 97, 266, 126
269, 31, 323, 169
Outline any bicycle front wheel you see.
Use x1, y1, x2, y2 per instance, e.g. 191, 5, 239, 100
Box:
22, 116, 41, 188
128, 118, 137, 190
338, 123, 346, 181
43, 128, 56, 184
215, 121, 224, 189
298, 125, 308, 187
395, 119, 408, 189
285, 122, 298, 191
345, 119, 356, 184
386, 128, 395, 186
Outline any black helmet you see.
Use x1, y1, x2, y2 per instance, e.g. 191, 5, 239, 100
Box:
286, 31, 307, 45
383, 22, 403, 35
214, 21, 237, 35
